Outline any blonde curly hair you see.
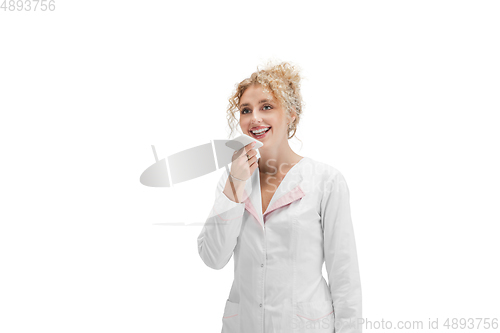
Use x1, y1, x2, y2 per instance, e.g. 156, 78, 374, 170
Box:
226, 60, 305, 142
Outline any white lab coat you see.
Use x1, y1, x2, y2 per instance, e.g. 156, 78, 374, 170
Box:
197, 156, 362, 333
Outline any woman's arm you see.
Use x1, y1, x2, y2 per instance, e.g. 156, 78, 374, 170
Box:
197, 169, 246, 270
321, 170, 362, 333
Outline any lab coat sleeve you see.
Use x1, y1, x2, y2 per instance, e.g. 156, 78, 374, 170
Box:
320, 171, 362, 333
197, 168, 246, 270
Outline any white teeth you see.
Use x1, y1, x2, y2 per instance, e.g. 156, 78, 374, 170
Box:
251, 127, 269, 134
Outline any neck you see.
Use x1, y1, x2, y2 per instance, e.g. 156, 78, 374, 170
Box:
258, 145, 302, 176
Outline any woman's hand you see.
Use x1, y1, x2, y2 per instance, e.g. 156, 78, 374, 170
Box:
230, 141, 259, 181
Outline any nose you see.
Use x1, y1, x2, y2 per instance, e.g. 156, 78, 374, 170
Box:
250, 110, 262, 124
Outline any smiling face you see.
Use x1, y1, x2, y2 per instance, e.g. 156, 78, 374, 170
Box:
239, 84, 295, 146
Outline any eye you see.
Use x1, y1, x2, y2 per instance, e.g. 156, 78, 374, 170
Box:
241, 108, 250, 114
263, 105, 273, 110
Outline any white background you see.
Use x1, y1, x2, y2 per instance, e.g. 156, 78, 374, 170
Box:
1, 1, 499, 332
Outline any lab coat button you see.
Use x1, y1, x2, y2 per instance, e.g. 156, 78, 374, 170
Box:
261, 264, 264, 267
259, 303, 262, 307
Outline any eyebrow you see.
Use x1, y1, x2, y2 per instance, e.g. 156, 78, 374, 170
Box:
239, 99, 273, 109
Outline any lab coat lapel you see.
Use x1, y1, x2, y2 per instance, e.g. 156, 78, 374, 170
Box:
243, 161, 306, 230
265, 182, 305, 216
242, 168, 263, 229
263, 168, 305, 217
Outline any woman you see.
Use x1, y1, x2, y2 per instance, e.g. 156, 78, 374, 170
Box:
197, 61, 362, 333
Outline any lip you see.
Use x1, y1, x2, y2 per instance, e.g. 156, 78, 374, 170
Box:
249, 126, 271, 131
249, 126, 271, 139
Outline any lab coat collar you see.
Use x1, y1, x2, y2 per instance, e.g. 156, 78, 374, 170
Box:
242, 157, 308, 230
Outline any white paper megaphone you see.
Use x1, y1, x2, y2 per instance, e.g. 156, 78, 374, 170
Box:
140, 139, 256, 188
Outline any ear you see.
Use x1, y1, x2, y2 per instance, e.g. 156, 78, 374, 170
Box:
290, 105, 297, 123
